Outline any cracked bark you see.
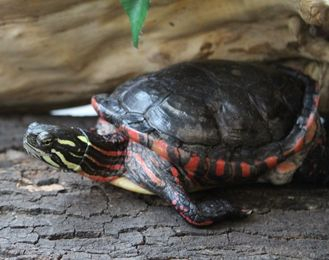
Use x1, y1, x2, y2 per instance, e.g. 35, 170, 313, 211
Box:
0, 116, 329, 259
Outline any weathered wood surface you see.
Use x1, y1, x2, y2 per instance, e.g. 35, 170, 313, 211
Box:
0, 0, 329, 113
0, 115, 328, 259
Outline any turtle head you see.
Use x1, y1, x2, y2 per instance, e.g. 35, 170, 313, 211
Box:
23, 122, 89, 172
24, 122, 128, 180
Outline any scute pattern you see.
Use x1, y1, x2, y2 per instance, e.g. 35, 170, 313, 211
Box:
145, 95, 220, 145
96, 60, 304, 151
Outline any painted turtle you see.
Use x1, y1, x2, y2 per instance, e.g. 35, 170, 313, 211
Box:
24, 60, 328, 226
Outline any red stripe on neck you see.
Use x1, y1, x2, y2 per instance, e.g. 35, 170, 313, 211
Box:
86, 155, 124, 170
91, 143, 127, 157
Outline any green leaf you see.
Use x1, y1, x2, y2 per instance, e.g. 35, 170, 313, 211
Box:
120, 0, 150, 48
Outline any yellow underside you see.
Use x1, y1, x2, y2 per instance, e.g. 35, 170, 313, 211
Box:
111, 177, 154, 195
110, 177, 214, 195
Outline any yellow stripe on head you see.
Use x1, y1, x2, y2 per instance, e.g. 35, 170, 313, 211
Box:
42, 155, 61, 168
51, 149, 81, 171
77, 135, 90, 145
57, 139, 76, 147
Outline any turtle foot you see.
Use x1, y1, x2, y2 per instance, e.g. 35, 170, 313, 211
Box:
197, 199, 252, 222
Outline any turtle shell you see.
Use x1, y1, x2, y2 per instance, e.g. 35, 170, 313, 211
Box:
92, 60, 318, 164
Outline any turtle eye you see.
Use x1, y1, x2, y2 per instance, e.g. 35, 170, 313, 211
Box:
37, 132, 54, 147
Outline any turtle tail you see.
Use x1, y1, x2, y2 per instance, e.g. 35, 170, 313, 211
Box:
293, 115, 329, 186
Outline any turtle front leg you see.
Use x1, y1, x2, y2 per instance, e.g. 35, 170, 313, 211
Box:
162, 183, 251, 226
126, 143, 251, 226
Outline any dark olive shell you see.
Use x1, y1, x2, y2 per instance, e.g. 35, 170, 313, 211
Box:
95, 60, 305, 150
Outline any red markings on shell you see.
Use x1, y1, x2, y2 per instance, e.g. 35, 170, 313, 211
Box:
264, 156, 278, 168
240, 162, 251, 177
294, 137, 304, 153
215, 160, 225, 176
276, 161, 298, 174
305, 114, 317, 144
185, 155, 200, 172
91, 96, 100, 113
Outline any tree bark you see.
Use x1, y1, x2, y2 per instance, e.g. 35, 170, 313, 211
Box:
0, 0, 328, 113
0, 115, 328, 259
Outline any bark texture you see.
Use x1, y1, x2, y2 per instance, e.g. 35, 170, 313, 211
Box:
0, 115, 328, 259
0, 0, 328, 113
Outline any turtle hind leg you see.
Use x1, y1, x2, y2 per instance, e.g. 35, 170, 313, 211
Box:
126, 143, 251, 226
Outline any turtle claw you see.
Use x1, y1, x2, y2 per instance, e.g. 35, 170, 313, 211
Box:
238, 208, 253, 217
222, 206, 253, 220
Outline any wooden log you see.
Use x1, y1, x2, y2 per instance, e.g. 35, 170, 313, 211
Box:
0, 0, 328, 113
